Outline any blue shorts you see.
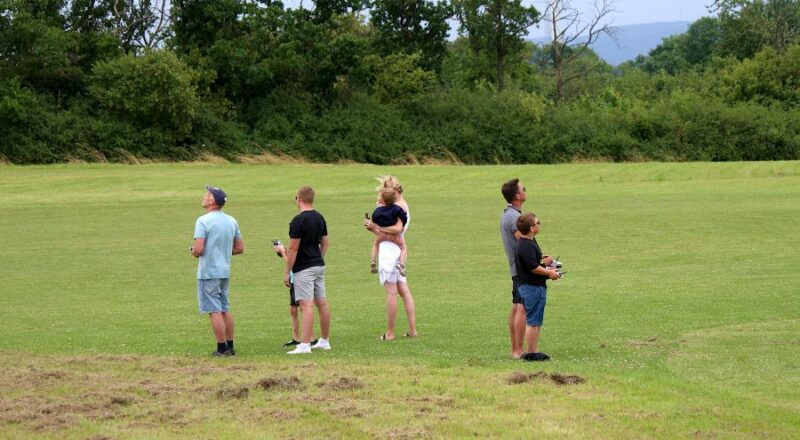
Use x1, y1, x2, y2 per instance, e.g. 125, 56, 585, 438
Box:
197, 278, 230, 313
518, 284, 546, 326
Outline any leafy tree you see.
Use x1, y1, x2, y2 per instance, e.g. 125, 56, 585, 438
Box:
630, 35, 689, 74
712, 0, 800, 58
311, 0, 364, 23
171, 0, 254, 54
88, 50, 200, 137
719, 43, 800, 106
0, 76, 52, 162
364, 51, 437, 102
0, 2, 82, 95
631, 17, 722, 74
454, 0, 539, 91
683, 16, 723, 65
369, 0, 452, 73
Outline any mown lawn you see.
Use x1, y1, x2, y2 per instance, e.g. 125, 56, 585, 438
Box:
1, 161, 798, 439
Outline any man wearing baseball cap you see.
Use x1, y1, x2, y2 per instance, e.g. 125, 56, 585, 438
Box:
191, 184, 245, 356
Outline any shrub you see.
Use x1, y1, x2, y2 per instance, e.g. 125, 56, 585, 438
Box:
88, 50, 200, 140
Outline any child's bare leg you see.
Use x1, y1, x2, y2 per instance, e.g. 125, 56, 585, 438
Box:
394, 237, 407, 276
370, 238, 379, 273
399, 239, 408, 264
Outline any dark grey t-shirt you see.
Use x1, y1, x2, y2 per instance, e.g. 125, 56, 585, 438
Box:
500, 205, 521, 277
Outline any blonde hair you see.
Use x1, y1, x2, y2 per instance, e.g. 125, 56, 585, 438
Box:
376, 175, 403, 194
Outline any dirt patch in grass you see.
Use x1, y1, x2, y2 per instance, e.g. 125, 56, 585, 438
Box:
410, 395, 455, 408
108, 395, 137, 406
318, 377, 364, 391
241, 407, 302, 423
507, 371, 585, 386
630, 336, 659, 347
2, 397, 121, 432
330, 403, 366, 418
216, 386, 250, 400
381, 426, 432, 439
256, 376, 304, 391
550, 373, 586, 385
89, 354, 144, 363
31, 368, 69, 380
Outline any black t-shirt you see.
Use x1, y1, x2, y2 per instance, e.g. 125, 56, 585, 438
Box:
289, 210, 327, 272
515, 237, 548, 287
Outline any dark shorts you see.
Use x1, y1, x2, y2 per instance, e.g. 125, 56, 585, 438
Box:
289, 284, 298, 307
511, 276, 523, 305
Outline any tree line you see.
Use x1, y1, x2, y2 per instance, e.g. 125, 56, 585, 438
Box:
1, 0, 799, 164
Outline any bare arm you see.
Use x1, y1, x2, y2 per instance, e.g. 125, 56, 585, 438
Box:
274, 243, 287, 260
232, 238, 244, 255
191, 238, 205, 258
320, 235, 329, 257
364, 218, 403, 236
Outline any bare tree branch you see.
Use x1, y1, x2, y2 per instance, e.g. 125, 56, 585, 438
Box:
541, 0, 617, 103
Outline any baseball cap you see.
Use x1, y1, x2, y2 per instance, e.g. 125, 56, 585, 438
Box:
205, 184, 227, 207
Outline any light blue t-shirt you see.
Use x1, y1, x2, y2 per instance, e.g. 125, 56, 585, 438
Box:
194, 210, 241, 279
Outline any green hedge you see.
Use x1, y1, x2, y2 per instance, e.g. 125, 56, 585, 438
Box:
2, 80, 799, 164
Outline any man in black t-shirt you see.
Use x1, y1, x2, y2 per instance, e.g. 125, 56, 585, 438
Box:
514, 213, 560, 362
284, 186, 332, 355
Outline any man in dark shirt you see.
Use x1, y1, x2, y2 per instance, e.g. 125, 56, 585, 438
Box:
514, 213, 560, 362
284, 186, 332, 355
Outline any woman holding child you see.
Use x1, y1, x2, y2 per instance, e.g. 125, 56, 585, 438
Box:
364, 176, 418, 340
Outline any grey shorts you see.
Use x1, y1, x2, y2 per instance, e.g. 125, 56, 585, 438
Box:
197, 278, 230, 313
293, 266, 326, 301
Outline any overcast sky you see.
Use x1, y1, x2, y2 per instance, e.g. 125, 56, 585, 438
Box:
549, 0, 714, 26
528, 0, 715, 38
281, 0, 716, 38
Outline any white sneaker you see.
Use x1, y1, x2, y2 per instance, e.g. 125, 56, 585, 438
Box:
311, 339, 331, 350
287, 343, 311, 354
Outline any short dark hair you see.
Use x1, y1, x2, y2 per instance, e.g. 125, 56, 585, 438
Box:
501, 179, 520, 203
517, 213, 538, 235
297, 186, 315, 203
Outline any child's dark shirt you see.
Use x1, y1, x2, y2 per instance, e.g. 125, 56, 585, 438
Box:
371, 204, 407, 228
515, 237, 548, 287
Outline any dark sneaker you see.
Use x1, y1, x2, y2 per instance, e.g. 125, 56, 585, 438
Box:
523, 352, 551, 362
370, 261, 377, 273
225, 349, 236, 356
283, 339, 300, 347
211, 350, 228, 357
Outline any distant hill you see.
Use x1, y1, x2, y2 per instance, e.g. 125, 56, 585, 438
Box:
532, 21, 691, 66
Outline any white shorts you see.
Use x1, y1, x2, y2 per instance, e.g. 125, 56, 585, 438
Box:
378, 242, 406, 285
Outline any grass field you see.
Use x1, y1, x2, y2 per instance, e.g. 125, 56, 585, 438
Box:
1, 161, 799, 439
